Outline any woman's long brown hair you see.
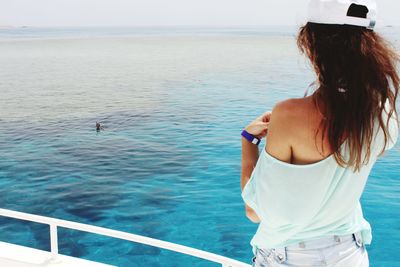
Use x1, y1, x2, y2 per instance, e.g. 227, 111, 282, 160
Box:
297, 22, 399, 172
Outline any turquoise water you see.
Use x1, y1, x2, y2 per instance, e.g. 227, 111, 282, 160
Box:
0, 27, 399, 267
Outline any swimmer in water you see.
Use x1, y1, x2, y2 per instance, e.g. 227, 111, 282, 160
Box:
96, 122, 104, 132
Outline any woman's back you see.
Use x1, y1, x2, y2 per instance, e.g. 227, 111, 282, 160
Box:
266, 94, 397, 166
264, 94, 342, 166
242, 98, 398, 253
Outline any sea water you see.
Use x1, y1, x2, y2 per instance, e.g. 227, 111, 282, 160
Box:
0, 26, 399, 267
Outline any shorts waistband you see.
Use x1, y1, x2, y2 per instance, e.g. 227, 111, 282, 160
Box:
267, 232, 364, 264
284, 231, 363, 251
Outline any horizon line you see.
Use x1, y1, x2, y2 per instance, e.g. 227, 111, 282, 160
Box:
1, 23, 399, 29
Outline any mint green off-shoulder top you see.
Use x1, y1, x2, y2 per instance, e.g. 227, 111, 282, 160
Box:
241, 101, 399, 255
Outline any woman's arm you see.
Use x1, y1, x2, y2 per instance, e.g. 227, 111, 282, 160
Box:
241, 111, 271, 223
241, 137, 261, 223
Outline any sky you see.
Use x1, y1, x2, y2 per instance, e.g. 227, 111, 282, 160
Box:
1, 0, 399, 27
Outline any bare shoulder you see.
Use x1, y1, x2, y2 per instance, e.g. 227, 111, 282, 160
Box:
266, 97, 322, 164
266, 98, 304, 163
272, 98, 295, 112
271, 97, 310, 124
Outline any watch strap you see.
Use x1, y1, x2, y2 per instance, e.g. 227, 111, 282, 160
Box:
241, 130, 261, 145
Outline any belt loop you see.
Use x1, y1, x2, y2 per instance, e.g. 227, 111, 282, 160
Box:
353, 232, 363, 247
275, 247, 287, 263
252, 255, 256, 263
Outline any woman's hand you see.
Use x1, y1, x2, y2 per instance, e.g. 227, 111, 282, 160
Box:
245, 206, 261, 224
245, 111, 272, 139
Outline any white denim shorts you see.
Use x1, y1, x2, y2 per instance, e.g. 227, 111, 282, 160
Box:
251, 232, 369, 267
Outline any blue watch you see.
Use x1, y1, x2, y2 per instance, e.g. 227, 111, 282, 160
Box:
241, 129, 261, 145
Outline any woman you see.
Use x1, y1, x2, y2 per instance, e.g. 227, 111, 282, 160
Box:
240, 0, 399, 266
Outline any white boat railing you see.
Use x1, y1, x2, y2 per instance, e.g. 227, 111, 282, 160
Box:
0, 208, 251, 267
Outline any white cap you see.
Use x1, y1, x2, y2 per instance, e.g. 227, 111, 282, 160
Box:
307, 0, 377, 30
